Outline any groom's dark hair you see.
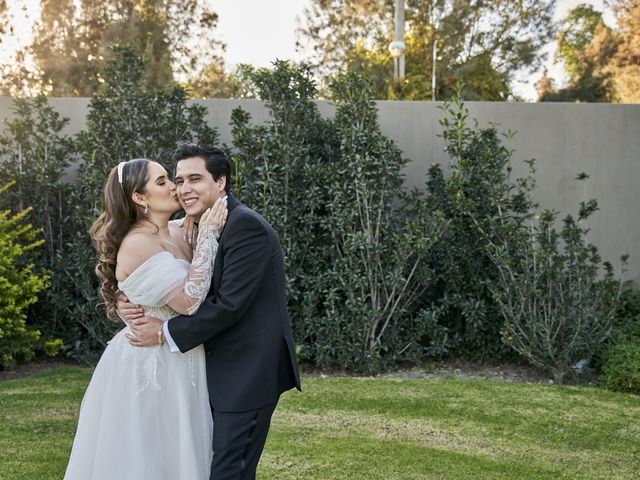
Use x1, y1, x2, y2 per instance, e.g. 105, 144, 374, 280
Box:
173, 143, 231, 194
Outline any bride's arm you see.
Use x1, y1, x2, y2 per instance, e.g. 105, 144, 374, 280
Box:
165, 198, 227, 315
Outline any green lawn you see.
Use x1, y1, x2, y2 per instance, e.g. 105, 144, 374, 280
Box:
1, 367, 639, 479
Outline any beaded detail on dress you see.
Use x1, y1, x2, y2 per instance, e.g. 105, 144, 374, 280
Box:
109, 303, 192, 394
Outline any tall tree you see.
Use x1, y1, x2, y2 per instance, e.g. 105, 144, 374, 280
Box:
555, 4, 607, 81
0, 0, 6, 36
535, 67, 556, 100
538, 2, 636, 103
185, 62, 253, 99
0, 1, 41, 96
605, 0, 640, 102
167, 0, 225, 80
0, 0, 228, 96
30, 0, 174, 95
552, 4, 616, 102
297, 0, 556, 100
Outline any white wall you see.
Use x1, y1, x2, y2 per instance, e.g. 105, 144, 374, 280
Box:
2, 97, 639, 280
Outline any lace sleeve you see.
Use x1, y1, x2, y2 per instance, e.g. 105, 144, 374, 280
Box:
166, 225, 219, 315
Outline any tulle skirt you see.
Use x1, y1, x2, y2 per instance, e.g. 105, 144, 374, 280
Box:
64, 326, 213, 480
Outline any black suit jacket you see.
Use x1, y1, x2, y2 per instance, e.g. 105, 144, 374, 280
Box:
167, 194, 301, 412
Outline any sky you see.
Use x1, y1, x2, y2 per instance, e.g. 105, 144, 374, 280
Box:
1, 0, 616, 101
214, 0, 310, 67
0, 0, 40, 67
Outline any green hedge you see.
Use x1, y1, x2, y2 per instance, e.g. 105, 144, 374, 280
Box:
0, 183, 61, 368
0, 48, 628, 381
601, 288, 640, 394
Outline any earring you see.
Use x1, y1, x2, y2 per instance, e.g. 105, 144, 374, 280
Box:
144, 204, 149, 215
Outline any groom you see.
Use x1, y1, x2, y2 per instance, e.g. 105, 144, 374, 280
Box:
120, 144, 301, 480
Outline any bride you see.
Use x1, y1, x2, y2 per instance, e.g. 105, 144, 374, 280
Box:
64, 158, 227, 479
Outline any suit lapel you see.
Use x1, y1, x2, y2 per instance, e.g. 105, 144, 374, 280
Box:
210, 193, 240, 297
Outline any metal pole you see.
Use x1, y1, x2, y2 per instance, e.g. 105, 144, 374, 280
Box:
429, 4, 437, 101
432, 38, 437, 100
394, 0, 405, 79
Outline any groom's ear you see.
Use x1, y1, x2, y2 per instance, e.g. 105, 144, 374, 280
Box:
216, 175, 227, 193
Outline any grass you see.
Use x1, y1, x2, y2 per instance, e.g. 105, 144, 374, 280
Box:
0, 367, 639, 479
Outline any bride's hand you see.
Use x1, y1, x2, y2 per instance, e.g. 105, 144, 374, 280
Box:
199, 197, 228, 236
181, 215, 198, 245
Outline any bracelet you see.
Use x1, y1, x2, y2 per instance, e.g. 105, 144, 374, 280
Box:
157, 327, 164, 346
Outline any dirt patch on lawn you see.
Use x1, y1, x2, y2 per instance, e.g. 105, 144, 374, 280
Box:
395, 360, 554, 384
3, 358, 594, 386
303, 360, 562, 384
0, 358, 83, 382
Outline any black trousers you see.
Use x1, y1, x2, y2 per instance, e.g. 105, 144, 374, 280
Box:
210, 401, 278, 480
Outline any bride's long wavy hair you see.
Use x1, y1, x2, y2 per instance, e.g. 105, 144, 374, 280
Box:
90, 159, 150, 321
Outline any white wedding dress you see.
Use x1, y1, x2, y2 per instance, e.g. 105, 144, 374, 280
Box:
65, 226, 219, 480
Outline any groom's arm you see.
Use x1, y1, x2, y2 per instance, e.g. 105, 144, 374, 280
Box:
166, 212, 271, 353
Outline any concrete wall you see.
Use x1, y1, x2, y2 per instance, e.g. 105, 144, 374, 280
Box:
1, 97, 639, 280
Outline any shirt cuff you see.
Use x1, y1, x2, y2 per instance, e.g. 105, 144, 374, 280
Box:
163, 322, 180, 353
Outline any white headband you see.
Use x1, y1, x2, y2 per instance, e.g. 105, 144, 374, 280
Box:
117, 161, 126, 184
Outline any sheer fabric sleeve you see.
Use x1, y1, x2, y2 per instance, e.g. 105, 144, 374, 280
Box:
118, 251, 188, 307
165, 224, 219, 316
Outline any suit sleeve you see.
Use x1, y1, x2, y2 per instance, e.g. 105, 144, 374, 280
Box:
166, 212, 271, 353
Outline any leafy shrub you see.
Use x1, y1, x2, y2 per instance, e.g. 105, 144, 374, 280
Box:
424, 89, 625, 382
0, 183, 53, 368
229, 61, 340, 365
488, 197, 624, 384
420, 90, 538, 361
231, 63, 443, 371
315, 73, 444, 370
230, 61, 337, 339
600, 287, 640, 394
0, 57, 627, 380
603, 340, 640, 394
611, 286, 640, 341
0, 96, 74, 342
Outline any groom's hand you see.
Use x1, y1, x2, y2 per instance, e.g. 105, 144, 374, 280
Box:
127, 316, 164, 347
